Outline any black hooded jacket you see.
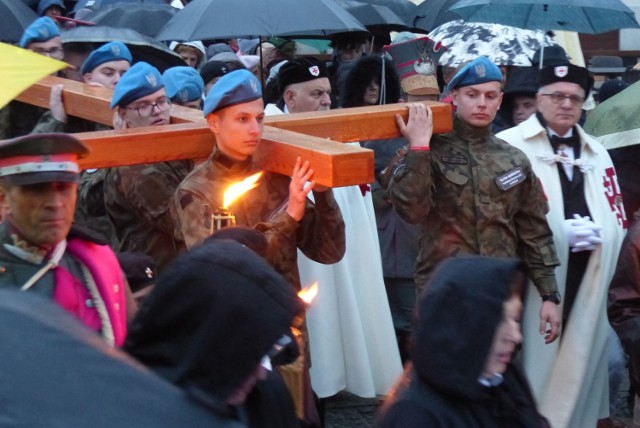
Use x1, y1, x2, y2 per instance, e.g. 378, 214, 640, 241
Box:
339, 55, 401, 108
124, 240, 304, 421
376, 256, 549, 428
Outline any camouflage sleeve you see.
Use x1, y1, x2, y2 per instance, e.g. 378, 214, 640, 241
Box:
0, 105, 9, 139
388, 149, 435, 224
171, 188, 213, 249
295, 189, 345, 264
115, 165, 177, 236
515, 171, 561, 296
31, 111, 66, 134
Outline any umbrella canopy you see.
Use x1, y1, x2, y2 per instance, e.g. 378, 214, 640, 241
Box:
62, 25, 184, 72
412, 0, 462, 32
448, 0, 640, 34
583, 81, 640, 150
428, 20, 556, 66
345, 4, 409, 31
0, 290, 240, 427
73, 0, 166, 13
83, 3, 177, 37
155, 0, 367, 41
0, 0, 39, 43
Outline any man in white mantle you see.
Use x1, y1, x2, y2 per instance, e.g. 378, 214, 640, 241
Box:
498, 63, 627, 428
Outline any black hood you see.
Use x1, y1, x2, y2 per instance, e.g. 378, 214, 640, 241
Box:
412, 256, 525, 400
124, 240, 304, 405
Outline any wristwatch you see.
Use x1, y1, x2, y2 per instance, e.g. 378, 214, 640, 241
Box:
541, 292, 562, 305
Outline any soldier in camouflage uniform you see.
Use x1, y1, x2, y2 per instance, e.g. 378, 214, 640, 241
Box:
172, 69, 345, 290
390, 56, 562, 343
104, 62, 192, 272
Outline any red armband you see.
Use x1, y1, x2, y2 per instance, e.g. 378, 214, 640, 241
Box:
410, 146, 430, 151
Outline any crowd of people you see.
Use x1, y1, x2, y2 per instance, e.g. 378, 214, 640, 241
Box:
2, 1, 640, 427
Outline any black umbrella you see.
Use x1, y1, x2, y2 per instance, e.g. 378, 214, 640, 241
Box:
411, 0, 462, 32
0, 0, 39, 43
83, 3, 177, 37
345, 4, 409, 32
72, 0, 166, 14
155, 0, 366, 41
0, 290, 241, 427
62, 25, 185, 72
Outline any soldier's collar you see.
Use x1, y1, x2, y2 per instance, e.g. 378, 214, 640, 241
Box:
211, 147, 253, 171
453, 116, 491, 142
1, 220, 51, 264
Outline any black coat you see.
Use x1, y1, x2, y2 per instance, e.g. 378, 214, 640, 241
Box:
376, 256, 549, 428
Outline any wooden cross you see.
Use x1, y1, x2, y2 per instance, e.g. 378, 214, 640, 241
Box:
16, 75, 453, 187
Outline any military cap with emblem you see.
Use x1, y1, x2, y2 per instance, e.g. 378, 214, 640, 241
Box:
202, 69, 261, 116
80, 42, 132, 75
163, 66, 205, 103
0, 133, 89, 185
200, 61, 231, 86
276, 57, 329, 96
538, 63, 594, 97
384, 36, 447, 96
111, 62, 164, 109
19, 16, 60, 48
37, 0, 66, 16
447, 56, 503, 91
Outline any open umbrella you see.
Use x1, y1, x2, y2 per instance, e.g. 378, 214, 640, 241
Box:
155, 0, 367, 41
73, 0, 166, 13
583, 81, 640, 150
428, 20, 556, 66
83, 3, 177, 37
345, 4, 409, 31
62, 25, 184, 72
0, 290, 238, 427
0, 0, 38, 43
448, 0, 640, 34
411, 0, 462, 32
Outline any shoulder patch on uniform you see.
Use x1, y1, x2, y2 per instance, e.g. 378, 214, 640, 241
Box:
179, 193, 194, 209
495, 167, 526, 191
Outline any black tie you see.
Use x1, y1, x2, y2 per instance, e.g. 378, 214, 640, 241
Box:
550, 134, 580, 153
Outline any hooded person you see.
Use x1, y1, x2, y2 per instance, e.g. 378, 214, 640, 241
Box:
124, 239, 305, 426
376, 256, 550, 428
339, 55, 401, 108
494, 66, 539, 132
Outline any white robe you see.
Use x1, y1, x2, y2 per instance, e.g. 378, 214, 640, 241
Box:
498, 115, 627, 428
265, 103, 402, 398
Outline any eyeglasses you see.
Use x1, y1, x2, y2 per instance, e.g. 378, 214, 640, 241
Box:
126, 97, 172, 118
30, 47, 64, 58
540, 92, 585, 107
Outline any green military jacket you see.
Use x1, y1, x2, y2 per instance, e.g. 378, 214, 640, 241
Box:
389, 117, 560, 295
171, 150, 346, 290
104, 160, 193, 272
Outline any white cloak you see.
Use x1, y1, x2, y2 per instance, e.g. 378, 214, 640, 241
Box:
265, 103, 402, 398
498, 115, 627, 428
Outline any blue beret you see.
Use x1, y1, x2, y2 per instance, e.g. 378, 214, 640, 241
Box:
447, 56, 503, 91
203, 69, 261, 117
37, 0, 65, 16
80, 42, 132, 75
163, 66, 204, 103
111, 62, 164, 109
19, 16, 60, 48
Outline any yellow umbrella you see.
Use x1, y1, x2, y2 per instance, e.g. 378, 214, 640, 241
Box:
0, 42, 67, 110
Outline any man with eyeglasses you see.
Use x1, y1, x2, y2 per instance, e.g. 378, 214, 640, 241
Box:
498, 63, 627, 428
0, 17, 63, 140
104, 62, 192, 271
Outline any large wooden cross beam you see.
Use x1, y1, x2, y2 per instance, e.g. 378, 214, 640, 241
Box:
16, 75, 453, 187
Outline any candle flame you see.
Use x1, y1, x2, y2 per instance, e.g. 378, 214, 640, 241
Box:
298, 281, 318, 305
223, 172, 263, 208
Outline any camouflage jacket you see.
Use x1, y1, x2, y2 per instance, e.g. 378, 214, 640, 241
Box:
389, 117, 560, 294
0, 101, 47, 139
104, 160, 193, 272
171, 150, 346, 290
31, 110, 109, 134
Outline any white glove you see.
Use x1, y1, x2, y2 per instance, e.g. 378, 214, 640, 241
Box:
564, 214, 603, 252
